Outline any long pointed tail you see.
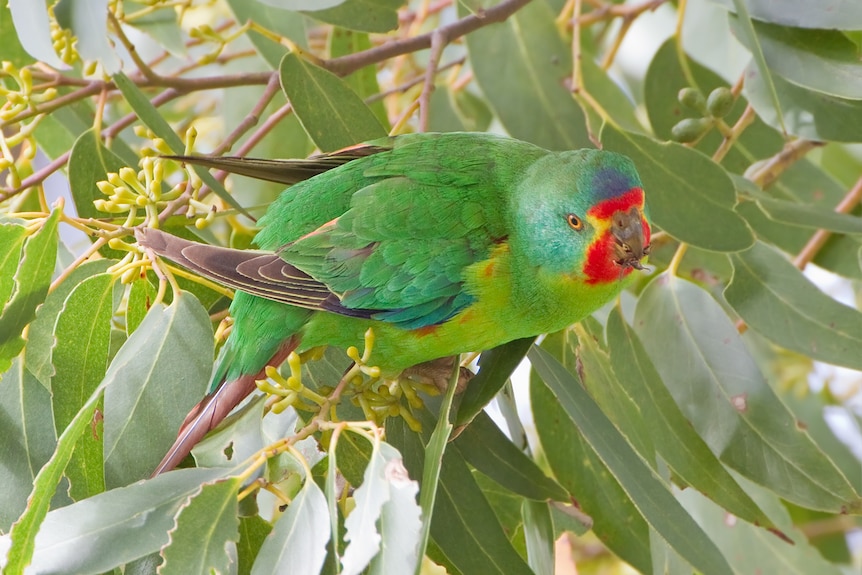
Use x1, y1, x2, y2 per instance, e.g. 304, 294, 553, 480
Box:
152, 338, 299, 475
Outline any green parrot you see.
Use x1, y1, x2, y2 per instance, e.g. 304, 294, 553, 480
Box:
136, 131, 651, 474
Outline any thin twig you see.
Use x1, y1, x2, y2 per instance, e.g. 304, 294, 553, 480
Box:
419, 30, 448, 132
324, 0, 534, 77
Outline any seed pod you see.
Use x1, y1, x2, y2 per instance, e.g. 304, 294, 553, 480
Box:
678, 88, 707, 114
671, 117, 712, 143
707, 87, 734, 118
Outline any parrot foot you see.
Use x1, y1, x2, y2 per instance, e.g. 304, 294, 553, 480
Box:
402, 356, 474, 395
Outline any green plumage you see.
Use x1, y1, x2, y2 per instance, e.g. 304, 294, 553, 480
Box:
139, 132, 650, 473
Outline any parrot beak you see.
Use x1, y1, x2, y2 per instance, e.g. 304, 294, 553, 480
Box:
610, 206, 650, 271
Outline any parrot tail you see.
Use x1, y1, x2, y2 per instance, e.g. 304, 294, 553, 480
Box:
151, 338, 298, 475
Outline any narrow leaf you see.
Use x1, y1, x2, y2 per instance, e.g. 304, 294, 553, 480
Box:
460, 0, 590, 151
367, 445, 422, 575
0, 209, 60, 374
24, 259, 114, 386
726, 242, 862, 371
0, 468, 229, 575
53, 273, 115, 500
279, 52, 387, 152
0, 358, 57, 532
53, 0, 120, 72
453, 411, 568, 502
455, 337, 534, 427
604, 307, 778, 531
635, 272, 861, 512
68, 128, 129, 219
251, 473, 330, 575
0, 223, 27, 307
529, 344, 734, 575
728, 0, 786, 132
103, 293, 213, 487
522, 500, 554, 575
159, 477, 242, 575
7, 0, 67, 68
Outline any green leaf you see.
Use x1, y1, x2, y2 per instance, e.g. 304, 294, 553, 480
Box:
735, 161, 862, 279
69, 128, 130, 219
367, 444, 422, 575
159, 477, 242, 575
727, 2, 786, 133
52, 274, 115, 431
726, 242, 862, 371
53, 273, 115, 500
522, 500, 554, 575
0, 468, 230, 574
111, 72, 251, 217
342, 440, 421, 575
24, 259, 114, 386
328, 29, 388, 127
709, 0, 862, 29
278, 52, 387, 152
250, 470, 330, 575
127, 277, 157, 335
0, 223, 27, 307
453, 411, 569, 502
0, 209, 60, 375
603, 308, 778, 532
53, 0, 120, 72
0, 1, 31, 68
732, 20, 862, 100
750, 196, 862, 234
124, 1, 186, 57
225, 0, 306, 68
529, 344, 734, 575
744, 62, 862, 142
678, 474, 844, 575
601, 126, 754, 251
305, 0, 401, 33
460, 0, 591, 151
0, 358, 58, 532
416, 359, 460, 570
259, 0, 346, 8
634, 273, 861, 512
530, 333, 650, 573
7, 0, 67, 69
387, 413, 535, 575
103, 293, 213, 487
455, 337, 533, 427
238, 515, 272, 575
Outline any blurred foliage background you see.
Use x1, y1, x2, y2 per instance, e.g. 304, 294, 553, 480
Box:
1, 0, 862, 574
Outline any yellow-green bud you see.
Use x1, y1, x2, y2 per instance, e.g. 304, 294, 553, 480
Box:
678, 88, 707, 115
671, 117, 712, 143
706, 87, 734, 118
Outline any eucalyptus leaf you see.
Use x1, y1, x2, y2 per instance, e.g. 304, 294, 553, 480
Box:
251, 470, 330, 575
460, 0, 591, 151
54, 0, 120, 73
634, 273, 862, 512
159, 477, 242, 575
726, 242, 862, 371
279, 52, 387, 152
104, 294, 213, 487
7, 0, 67, 68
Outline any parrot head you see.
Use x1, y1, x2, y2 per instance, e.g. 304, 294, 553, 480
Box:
513, 148, 650, 285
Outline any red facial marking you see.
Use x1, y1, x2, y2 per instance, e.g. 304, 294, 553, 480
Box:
584, 234, 632, 285
587, 188, 644, 220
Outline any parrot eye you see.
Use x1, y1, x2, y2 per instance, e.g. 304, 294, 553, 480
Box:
566, 213, 583, 231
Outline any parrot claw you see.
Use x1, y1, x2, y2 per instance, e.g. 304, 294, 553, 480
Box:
402, 356, 474, 394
